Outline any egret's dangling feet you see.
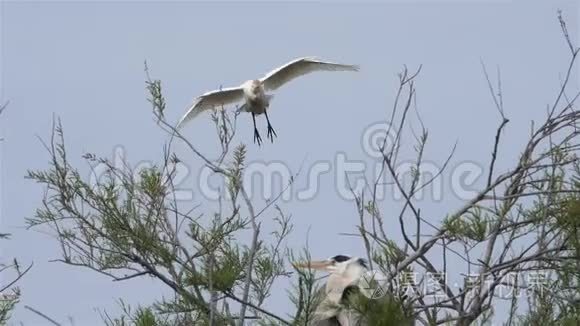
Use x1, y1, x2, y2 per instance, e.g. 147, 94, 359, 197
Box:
254, 129, 263, 146
252, 113, 263, 146
265, 111, 277, 143
267, 124, 277, 143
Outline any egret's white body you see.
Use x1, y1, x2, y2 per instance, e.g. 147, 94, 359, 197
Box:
238, 79, 272, 115
295, 255, 368, 326
177, 57, 359, 145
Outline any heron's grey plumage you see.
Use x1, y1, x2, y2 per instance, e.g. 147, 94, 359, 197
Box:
312, 317, 341, 326
297, 256, 367, 326
310, 286, 365, 326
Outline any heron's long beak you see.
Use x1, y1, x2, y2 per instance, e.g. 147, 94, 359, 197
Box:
293, 260, 333, 271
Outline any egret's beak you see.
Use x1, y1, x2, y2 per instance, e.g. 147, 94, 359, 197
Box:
293, 260, 334, 271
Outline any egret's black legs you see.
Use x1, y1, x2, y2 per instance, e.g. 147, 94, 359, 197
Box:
252, 113, 262, 146
264, 110, 277, 142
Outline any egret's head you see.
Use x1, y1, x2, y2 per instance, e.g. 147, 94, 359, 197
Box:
251, 80, 262, 92
294, 255, 368, 276
242, 80, 263, 98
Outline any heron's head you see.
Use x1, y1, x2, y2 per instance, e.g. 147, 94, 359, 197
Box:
294, 255, 368, 276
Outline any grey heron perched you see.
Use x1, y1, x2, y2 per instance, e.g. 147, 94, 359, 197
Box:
295, 255, 368, 326
176, 57, 359, 145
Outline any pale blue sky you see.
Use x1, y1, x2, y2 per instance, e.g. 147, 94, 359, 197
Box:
1, 1, 578, 324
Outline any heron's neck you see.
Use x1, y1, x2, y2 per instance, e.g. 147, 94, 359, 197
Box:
326, 266, 366, 293
344, 265, 366, 283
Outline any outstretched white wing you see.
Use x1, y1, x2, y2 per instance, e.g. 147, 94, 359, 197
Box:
260, 57, 359, 91
176, 86, 245, 129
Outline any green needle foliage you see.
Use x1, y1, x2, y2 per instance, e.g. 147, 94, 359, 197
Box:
343, 289, 413, 326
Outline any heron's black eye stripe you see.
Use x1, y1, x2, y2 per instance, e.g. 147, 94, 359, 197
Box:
331, 255, 350, 262
358, 258, 368, 269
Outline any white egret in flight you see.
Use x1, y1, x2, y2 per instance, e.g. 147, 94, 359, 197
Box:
176, 57, 359, 145
295, 255, 368, 326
